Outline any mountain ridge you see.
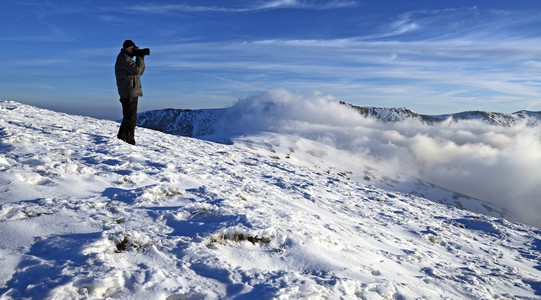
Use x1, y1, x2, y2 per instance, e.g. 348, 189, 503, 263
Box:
137, 101, 541, 138
341, 102, 541, 126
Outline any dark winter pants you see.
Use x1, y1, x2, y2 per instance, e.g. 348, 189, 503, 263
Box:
118, 97, 138, 145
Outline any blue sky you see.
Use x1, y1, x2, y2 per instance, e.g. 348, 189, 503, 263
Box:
2, 0, 541, 119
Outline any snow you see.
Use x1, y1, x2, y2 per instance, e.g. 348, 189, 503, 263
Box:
138, 89, 541, 228
1, 99, 540, 299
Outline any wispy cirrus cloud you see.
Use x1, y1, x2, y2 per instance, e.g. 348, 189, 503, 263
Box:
127, 0, 358, 14
0, 19, 75, 42
4, 0, 541, 118
258, 0, 358, 10
145, 27, 541, 113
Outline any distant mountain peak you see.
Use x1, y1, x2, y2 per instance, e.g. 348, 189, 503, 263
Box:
339, 101, 541, 126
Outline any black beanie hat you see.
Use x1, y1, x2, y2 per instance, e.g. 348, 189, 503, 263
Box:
123, 40, 136, 49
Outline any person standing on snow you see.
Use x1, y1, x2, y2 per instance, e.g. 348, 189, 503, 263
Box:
115, 39, 146, 145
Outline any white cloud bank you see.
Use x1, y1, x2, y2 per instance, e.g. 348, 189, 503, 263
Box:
216, 89, 541, 227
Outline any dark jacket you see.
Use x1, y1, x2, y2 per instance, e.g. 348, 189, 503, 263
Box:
115, 48, 145, 98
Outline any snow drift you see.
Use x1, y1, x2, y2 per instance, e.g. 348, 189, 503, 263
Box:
0, 99, 540, 299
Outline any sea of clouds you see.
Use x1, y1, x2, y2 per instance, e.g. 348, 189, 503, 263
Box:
215, 89, 541, 228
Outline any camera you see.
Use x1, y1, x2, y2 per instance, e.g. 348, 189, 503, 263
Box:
133, 47, 150, 57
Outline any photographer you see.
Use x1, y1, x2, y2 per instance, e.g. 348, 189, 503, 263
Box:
115, 40, 148, 145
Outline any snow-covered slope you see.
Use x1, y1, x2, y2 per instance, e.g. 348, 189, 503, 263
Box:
137, 90, 541, 229
1, 100, 540, 299
139, 107, 513, 222
228, 132, 511, 221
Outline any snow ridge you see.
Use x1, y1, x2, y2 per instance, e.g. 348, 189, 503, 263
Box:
0, 100, 540, 299
341, 102, 541, 126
